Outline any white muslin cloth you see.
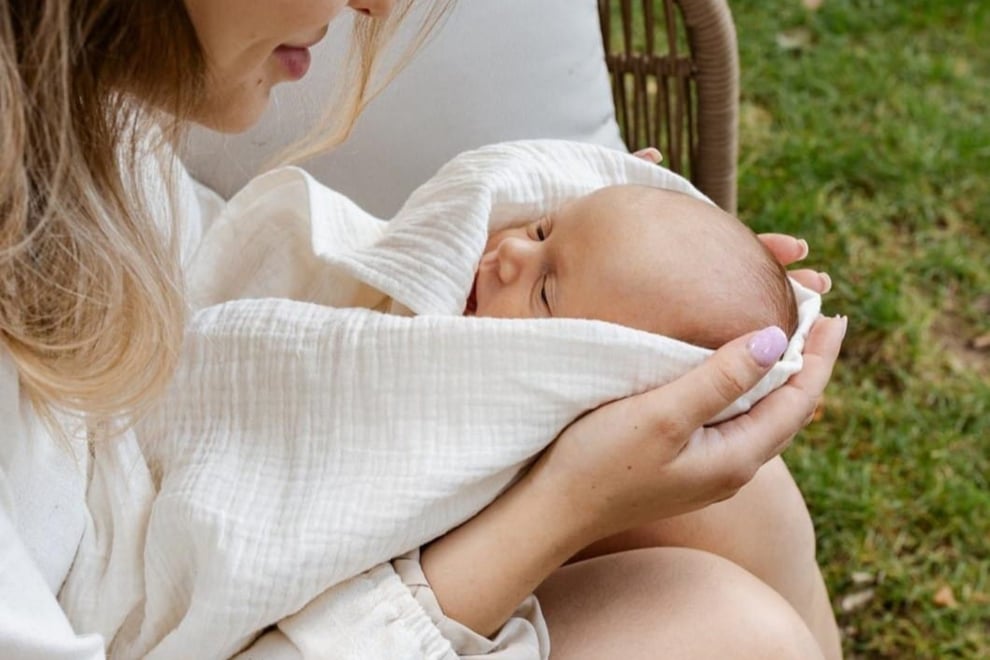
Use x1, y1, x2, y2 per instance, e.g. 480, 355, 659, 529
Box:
63, 140, 820, 659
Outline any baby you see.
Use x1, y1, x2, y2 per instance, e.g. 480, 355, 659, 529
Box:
126, 156, 814, 659
464, 183, 798, 349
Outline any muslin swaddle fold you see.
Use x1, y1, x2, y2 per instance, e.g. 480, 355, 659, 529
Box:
67, 140, 820, 659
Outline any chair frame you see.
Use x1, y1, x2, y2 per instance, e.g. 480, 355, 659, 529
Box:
598, 0, 739, 213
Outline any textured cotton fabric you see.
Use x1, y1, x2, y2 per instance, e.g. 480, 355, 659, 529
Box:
58, 141, 819, 659
0, 143, 209, 660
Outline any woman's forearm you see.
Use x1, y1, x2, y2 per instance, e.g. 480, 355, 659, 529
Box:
420, 464, 587, 637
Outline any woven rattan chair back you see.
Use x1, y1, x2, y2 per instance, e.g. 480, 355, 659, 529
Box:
598, 0, 739, 213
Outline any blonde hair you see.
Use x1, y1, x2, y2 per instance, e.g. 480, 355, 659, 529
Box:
0, 1, 451, 432
280, 1, 453, 165
0, 2, 201, 431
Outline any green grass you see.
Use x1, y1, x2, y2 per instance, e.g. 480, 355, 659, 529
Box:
730, 1, 989, 657
610, 2, 989, 654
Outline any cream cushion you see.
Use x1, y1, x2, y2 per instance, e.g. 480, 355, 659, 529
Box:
181, 0, 624, 217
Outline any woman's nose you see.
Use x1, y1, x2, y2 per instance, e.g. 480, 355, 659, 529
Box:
348, 0, 395, 18
495, 237, 539, 285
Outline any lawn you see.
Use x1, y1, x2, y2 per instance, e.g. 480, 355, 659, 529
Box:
732, 1, 989, 657
611, 0, 988, 656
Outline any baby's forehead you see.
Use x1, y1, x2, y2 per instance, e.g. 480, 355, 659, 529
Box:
573, 187, 750, 277
561, 185, 715, 234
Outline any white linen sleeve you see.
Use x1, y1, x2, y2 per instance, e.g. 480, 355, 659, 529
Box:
0, 508, 105, 660
0, 353, 105, 658
233, 555, 549, 660
392, 551, 550, 660
233, 562, 457, 660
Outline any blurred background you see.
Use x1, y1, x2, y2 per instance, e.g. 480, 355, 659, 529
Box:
728, 1, 987, 657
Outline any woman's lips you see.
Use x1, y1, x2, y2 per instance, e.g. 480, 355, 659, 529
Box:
273, 45, 312, 80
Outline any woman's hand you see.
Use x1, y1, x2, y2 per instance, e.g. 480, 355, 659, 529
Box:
422, 316, 846, 635
759, 232, 832, 294
530, 316, 847, 545
632, 147, 663, 163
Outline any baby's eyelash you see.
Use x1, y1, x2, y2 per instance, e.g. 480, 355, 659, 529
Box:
540, 275, 551, 312
534, 216, 552, 241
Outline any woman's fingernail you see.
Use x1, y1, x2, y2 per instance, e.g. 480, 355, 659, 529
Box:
796, 239, 809, 260
819, 272, 832, 293
836, 314, 849, 336
748, 326, 788, 367
633, 147, 663, 163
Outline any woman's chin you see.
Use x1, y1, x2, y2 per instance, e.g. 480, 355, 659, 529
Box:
191, 87, 272, 134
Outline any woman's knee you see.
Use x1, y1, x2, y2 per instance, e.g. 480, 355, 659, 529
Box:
729, 582, 827, 660
538, 547, 823, 660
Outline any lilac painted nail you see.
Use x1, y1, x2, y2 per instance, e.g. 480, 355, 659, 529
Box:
747, 326, 788, 367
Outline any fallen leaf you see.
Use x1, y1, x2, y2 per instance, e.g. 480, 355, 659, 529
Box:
776, 28, 813, 51
812, 398, 825, 422
851, 571, 874, 585
952, 57, 972, 77
840, 589, 874, 612
933, 585, 958, 608
803, 0, 824, 10
970, 332, 990, 350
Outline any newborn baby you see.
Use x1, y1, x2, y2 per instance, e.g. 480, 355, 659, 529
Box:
464, 184, 798, 349
124, 145, 819, 660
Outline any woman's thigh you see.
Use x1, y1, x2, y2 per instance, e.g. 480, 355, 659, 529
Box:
571, 457, 818, 599
568, 457, 843, 659
537, 547, 824, 660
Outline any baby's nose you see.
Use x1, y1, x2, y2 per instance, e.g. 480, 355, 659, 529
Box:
496, 237, 539, 284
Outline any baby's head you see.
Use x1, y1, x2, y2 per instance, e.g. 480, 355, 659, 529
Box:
464, 184, 798, 349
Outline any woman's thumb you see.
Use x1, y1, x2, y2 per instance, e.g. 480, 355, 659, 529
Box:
643, 326, 788, 434
746, 326, 789, 368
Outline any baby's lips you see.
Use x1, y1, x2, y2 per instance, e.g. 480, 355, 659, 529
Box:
464, 276, 478, 315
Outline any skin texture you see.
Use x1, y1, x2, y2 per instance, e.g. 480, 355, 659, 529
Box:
182, 0, 395, 131
470, 184, 793, 347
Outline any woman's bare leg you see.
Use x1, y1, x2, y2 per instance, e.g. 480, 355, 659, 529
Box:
571, 457, 842, 659
538, 547, 824, 660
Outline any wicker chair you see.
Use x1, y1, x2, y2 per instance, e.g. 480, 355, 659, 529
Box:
598, 0, 739, 213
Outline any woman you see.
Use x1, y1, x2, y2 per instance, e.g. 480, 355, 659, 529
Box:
0, 1, 845, 658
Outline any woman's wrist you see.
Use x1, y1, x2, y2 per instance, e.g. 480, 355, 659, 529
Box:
421, 461, 590, 637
